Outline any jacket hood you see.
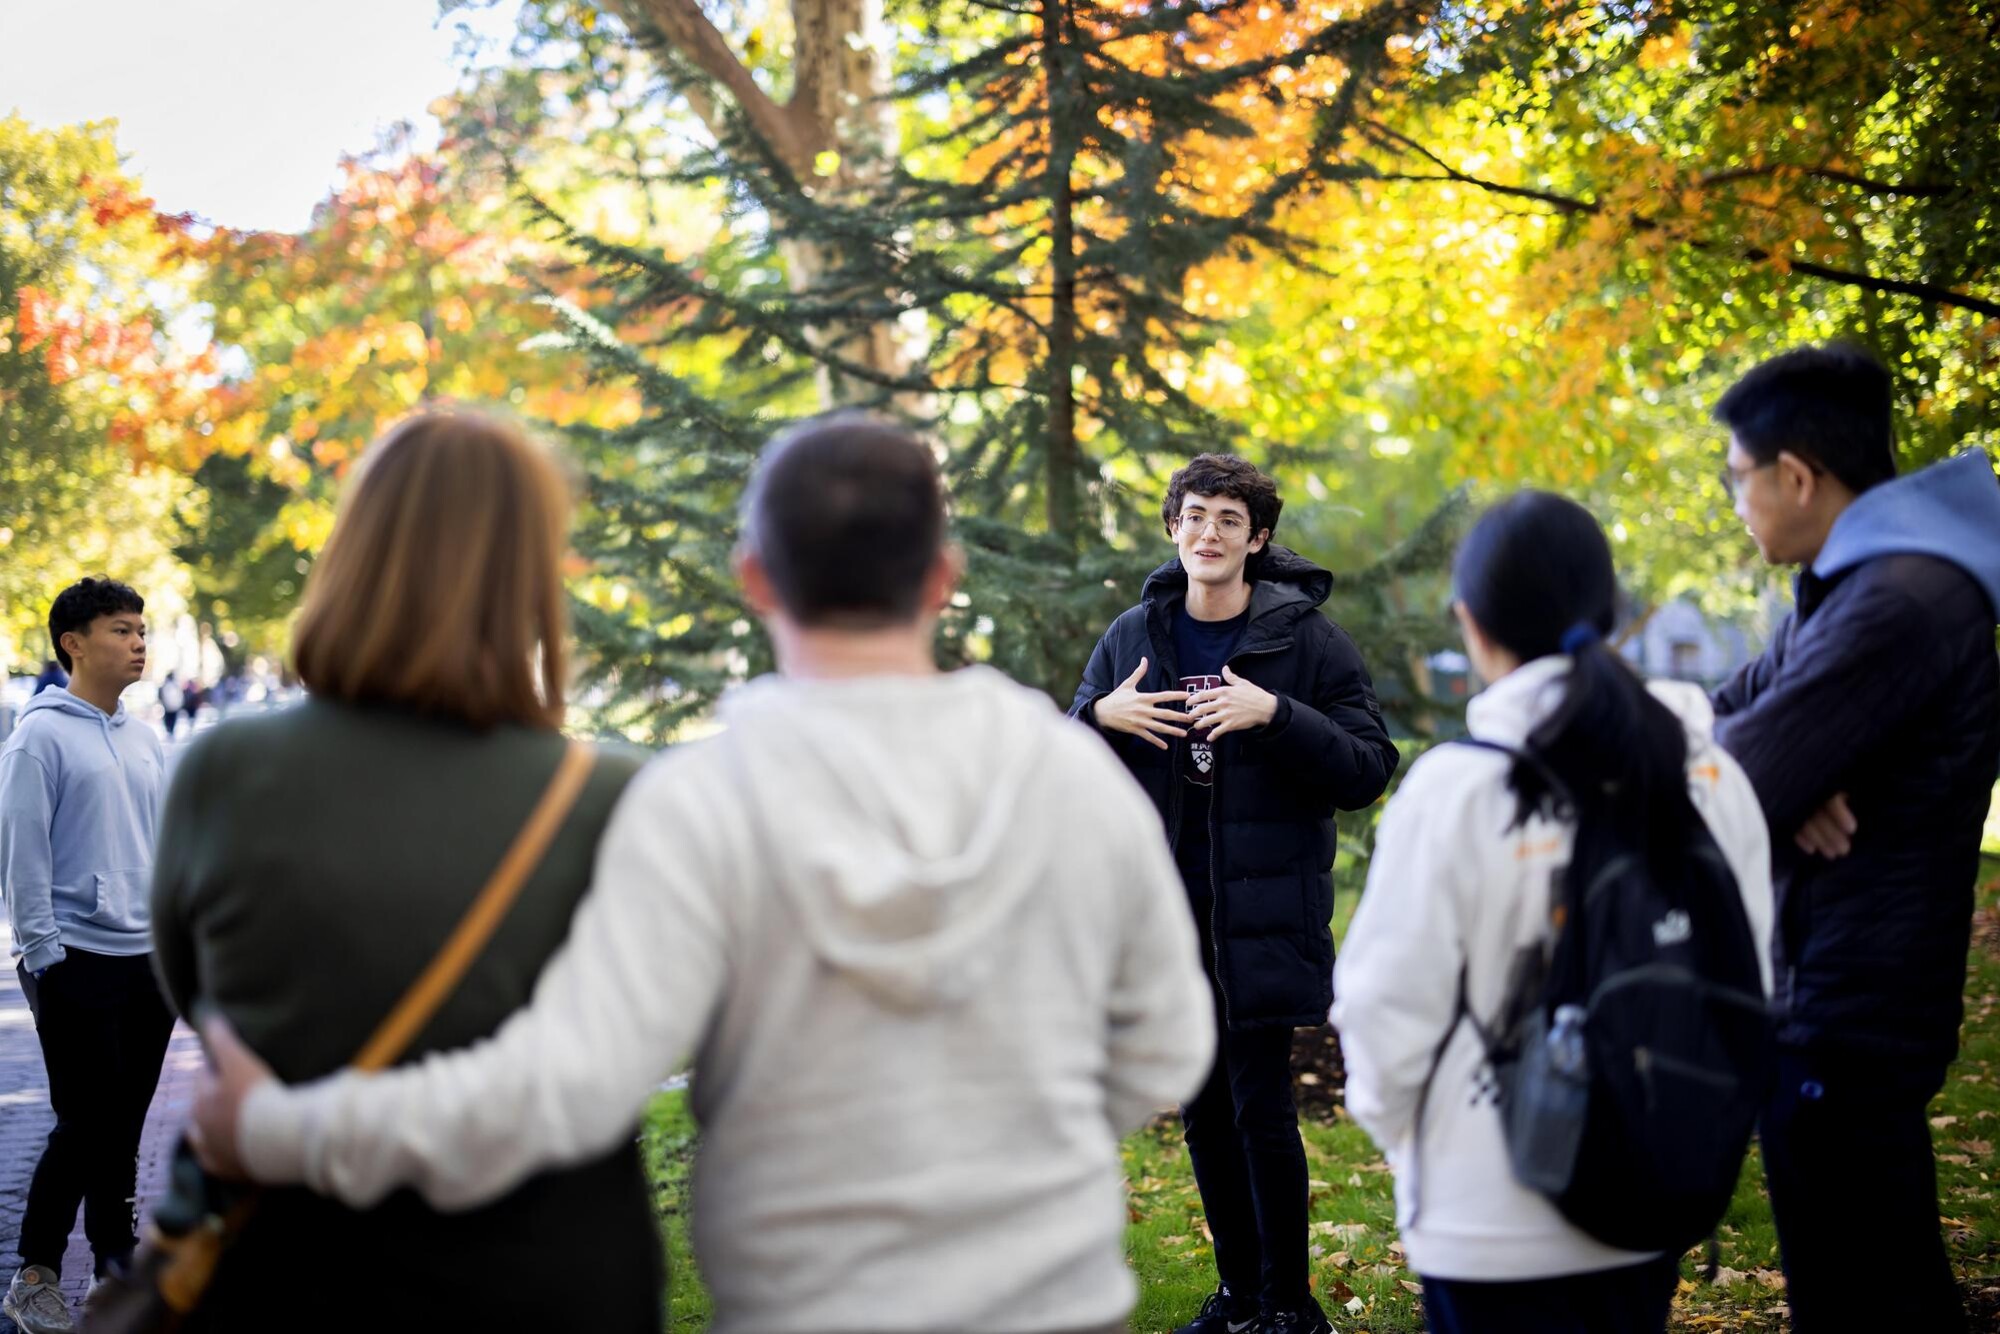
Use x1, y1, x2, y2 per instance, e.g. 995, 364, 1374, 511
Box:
1140, 544, 1332, 640
1815, 449, 2000, 619
712, 666, 1064, 1011
1467, 654, 1723, 760
20, 687, 129, 727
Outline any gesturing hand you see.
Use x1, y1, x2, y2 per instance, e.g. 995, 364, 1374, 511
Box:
1187, 665, 1278, 740
1093, 657, 1191, 751
188, 1014, 276, 1180
1794, 792, 1857, 860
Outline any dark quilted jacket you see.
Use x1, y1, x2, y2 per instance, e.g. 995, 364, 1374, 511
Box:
1713, 450, 2000, 1072
1069, 546, 1400, 1029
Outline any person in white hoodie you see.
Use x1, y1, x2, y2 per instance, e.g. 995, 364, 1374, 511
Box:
0, 578, 175, 1334
186, 413, 1217, 1334
1333, 493, 1773, 1334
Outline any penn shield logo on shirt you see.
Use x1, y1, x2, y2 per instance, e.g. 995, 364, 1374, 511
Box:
1180, 675, 1223, 786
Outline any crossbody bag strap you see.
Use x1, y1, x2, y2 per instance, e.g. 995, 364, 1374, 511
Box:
351, 740, 596, 1072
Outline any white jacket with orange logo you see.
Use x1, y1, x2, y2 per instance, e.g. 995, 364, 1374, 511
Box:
1333, 655, 1774, 1281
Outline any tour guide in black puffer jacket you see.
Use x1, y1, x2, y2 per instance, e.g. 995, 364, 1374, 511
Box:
1069, 454, 1397, 1334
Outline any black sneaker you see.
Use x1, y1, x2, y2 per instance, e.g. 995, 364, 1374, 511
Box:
1253, 1298, 1333, 1334
1172, 1285, 1260, 1334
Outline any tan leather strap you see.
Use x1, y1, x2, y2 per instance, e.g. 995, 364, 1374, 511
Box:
351, 741, 596, 1072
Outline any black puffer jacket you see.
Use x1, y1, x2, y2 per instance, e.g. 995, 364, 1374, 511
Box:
1069, 547, 1400, 1029
1713, 449, 2000, 1072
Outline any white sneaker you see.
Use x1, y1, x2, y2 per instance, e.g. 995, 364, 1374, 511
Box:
2, 1265, 76, 1334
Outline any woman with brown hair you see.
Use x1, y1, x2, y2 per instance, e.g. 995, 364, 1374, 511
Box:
147, 411, 662, 1331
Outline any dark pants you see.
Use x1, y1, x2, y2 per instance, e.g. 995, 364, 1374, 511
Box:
1421, 1255, 1678, 1334
1761, 1047, 1964, 1332
17, 949, 176, 1277
1181, 995, 1310, 1312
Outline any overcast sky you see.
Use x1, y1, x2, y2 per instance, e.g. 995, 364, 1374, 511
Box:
0, 0, 517, 232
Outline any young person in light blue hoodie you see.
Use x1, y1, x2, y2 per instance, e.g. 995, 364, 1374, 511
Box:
0, 578, 174, 1334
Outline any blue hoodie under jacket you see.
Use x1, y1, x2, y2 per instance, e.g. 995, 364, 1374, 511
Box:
1713, 448, 2000, 1068
0, 687, 167, 971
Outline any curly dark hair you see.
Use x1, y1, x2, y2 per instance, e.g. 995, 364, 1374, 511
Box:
49, 578, 145, 672
1161, 454, 1282, 540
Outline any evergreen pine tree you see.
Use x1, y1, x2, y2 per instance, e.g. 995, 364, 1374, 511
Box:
501, 0, 1463, 740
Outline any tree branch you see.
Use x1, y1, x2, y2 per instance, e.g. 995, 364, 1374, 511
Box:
1360, 122, 1998, 319
1360, 121, 1594, 214
1744, 251, 2000, 319
1699, 164, 1958, 199
606, 0, 811, 169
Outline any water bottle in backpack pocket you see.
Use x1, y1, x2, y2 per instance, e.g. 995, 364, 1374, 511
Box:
1501, 1002, 1591, 1195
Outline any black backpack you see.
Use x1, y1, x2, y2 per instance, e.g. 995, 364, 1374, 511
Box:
1445, 738, 1775, 1255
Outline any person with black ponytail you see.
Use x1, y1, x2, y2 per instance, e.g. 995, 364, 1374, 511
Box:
1333, 492, 1774, 1334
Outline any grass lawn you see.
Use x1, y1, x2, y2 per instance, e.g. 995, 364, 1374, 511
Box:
643, 862, 2000, 1331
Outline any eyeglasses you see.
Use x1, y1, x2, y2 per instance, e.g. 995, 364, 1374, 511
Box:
1719, 454, 1823, 499
1175, 511, 1251, 538
1718, 460, 1774, 500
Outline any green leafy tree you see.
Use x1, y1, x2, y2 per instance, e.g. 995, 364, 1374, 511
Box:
0, 116, 196, 669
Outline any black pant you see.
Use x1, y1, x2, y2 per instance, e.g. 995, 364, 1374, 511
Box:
1180, 994, 1310, 1312
1761, 1046, 1964, 1332
1420, 1254, 1678, 1334
17, 949, 176, 1277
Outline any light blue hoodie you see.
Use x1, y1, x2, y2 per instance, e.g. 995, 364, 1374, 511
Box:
0, 686, 166, 971
1814, 447, 2000, 612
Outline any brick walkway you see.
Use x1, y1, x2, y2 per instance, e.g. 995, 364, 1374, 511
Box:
0, 961, 202, 1325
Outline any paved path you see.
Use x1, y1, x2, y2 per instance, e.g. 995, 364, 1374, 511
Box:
0, 962, 203, 1324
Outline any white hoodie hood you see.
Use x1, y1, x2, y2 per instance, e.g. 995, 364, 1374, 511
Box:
715, 665, 1050, 1010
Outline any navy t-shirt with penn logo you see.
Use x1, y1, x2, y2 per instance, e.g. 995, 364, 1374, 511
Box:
1171, 604, 1249, 898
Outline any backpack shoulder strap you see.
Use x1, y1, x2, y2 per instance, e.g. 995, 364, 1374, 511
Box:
1405, 961, 1467, 1231
1449, 735, 1577, 815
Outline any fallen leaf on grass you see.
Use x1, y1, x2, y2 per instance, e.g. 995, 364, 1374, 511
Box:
1328, 1280, 1356, 1304
1932, 1115, 1960, 1130
1751, 1269, 1784, 1289
1311, 1221, 1371, 1240
1328, 1251, 1351, 1268
1712, 1266, 1749, 1287
1941, 1153, 1973, 1167
1344, 1296, 1366, 1315
1400, 1280, 1424, 1295
1162, 1235, 1189, 1247
1962, 1139, 1993, 1156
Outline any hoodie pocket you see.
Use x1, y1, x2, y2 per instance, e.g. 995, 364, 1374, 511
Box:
86, 868, 150, 931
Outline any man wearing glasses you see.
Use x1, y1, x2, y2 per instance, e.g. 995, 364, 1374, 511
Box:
1709, 344, 2000, 1332
1071, 454, 1399, 1334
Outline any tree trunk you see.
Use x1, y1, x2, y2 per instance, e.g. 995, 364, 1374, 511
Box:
1041, 0, 1080, 547
606, 0, 908, 402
